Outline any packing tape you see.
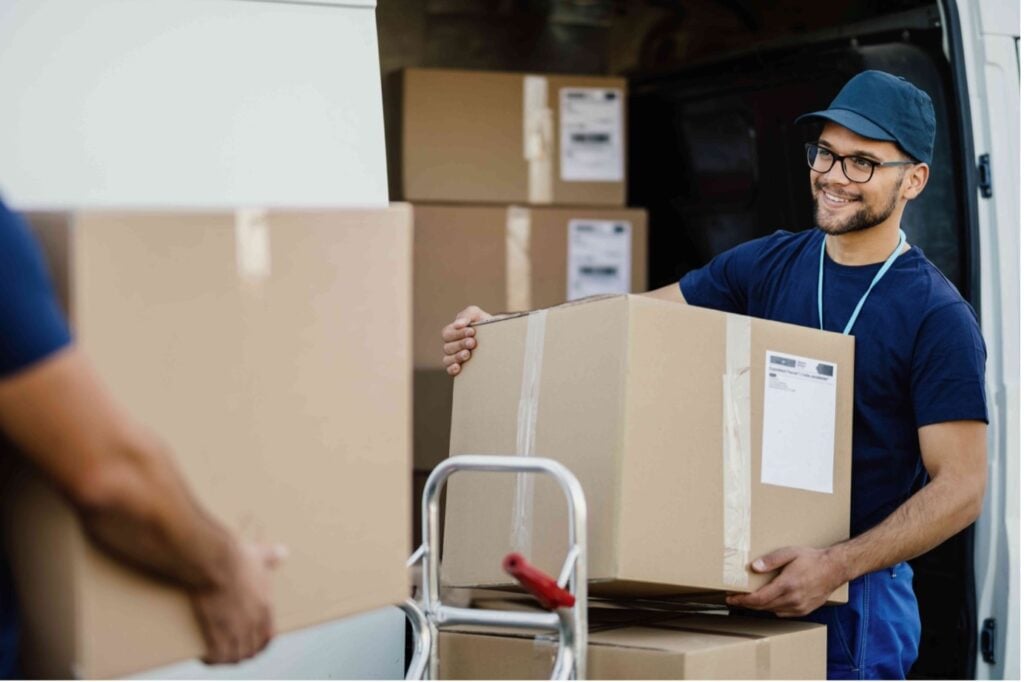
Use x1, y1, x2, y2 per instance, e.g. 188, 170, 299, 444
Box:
234, 208, 271, 283
722, 314, 752, 587
505, 207, 532, 312
523, 75, 553, 204
510, 309, 548, 556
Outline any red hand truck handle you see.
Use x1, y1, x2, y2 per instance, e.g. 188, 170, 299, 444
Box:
502, 552, 576, 610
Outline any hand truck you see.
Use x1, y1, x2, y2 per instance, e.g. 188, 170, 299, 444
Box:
401, 455, 588, 680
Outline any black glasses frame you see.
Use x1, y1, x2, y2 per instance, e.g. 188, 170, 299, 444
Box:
805, 142, 916, 184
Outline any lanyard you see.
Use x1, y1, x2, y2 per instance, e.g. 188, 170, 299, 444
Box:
818, 229, 906, 335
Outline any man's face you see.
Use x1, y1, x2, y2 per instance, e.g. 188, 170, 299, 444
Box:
810, 122, 909, 236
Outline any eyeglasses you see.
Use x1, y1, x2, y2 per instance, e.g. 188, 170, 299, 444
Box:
805, 143, 915, 183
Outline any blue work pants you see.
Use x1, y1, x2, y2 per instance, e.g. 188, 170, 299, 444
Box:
802, 562, 920, 680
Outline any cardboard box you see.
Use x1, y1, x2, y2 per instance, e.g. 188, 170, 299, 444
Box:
1, 207, 413, 678
442, 295, 852, 601
412, 204, 647, 469
400, 68, 627, 206
439, 610, 827, 679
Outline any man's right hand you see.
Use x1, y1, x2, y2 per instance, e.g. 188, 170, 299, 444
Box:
191, 541, 286, 665
442, 306, 492, 376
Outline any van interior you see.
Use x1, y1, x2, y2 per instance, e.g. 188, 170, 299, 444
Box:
380, 1, 979, 677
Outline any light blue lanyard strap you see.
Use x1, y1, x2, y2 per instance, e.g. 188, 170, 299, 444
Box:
818, 229, 906, 335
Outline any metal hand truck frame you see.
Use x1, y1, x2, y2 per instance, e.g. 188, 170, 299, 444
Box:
401, 455, 589, 680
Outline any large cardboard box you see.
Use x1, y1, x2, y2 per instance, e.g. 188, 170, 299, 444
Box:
413, 204, 647, 469
443, 295, 852, 601
0, 207, 413, 678
439, 610, 827, 679
400, 68, 627, 206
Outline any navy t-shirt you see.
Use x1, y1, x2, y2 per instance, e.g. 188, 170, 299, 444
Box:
680, 228, 987, 536
0, 198, 73, 678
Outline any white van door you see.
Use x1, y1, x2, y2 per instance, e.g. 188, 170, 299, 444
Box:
948, 0, 1020, 679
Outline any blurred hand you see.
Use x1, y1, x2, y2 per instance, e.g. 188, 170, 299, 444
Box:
191, 541, 287, 665
441, 306, 492, 376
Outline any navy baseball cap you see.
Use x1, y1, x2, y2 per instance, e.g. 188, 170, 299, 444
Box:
796, 70, 936, 164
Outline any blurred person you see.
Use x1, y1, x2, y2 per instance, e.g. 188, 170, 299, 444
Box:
0, 197, 285, 678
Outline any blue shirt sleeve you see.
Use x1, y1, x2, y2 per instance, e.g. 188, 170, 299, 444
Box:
911, 301, 988, 427
0, 200, 72, 377
678, 233, 780, 314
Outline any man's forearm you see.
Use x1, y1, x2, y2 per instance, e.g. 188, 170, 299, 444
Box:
0, 347, 239, 592
827, 471, 983, 581
74, 426, 239, 591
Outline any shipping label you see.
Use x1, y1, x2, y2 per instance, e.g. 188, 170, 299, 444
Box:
760, 351, 837, 494
559, 87, 624, 182
566, 219, 632, 300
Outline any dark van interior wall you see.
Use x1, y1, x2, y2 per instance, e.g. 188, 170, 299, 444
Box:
629, 38, 967, 294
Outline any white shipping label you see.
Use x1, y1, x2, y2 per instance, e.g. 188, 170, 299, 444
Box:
559, 87, 624, 182
567, 219, 631, 300
760, 351, 837, 494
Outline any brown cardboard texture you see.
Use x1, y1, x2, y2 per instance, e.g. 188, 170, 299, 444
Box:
401, 68, 627, 206
439, 611, 826, 679
1, 207, 413, 678
443, 295, 852, 601
412, 204, 647, 469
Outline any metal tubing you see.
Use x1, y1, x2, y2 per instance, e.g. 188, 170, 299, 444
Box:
552, 608, 577, 679
419, 455, 589, 680
434, 605, 560, 630
399, 599, 430, 681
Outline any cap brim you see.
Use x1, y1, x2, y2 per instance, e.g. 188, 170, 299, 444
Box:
795, 108, 896, 143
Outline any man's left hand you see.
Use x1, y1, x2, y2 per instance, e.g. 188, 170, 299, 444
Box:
724, 546, 848, 617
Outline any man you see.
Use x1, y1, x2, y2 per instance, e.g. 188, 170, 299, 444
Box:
440, 70, 988, 680
0, 199, 284, 677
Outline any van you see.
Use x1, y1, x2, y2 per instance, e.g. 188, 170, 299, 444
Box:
0, 0, 1016, 678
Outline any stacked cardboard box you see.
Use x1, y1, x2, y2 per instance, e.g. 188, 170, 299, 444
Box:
1, 207, 413, 678
399, 68, 628, 206
412, 204, 648, 471
442, 295, 853, 601
398, 68, 649, 556
440, 607, 827, 679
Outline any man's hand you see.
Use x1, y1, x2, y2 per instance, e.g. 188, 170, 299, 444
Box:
441, 306, 492, 376
191, 541, 287, 665
724, 546, 848, 617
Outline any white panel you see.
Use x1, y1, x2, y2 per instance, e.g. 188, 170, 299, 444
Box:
132, 606, 405, 679
0, 0, 387, 209
978, 0, 1020, 38
955, 1, 1020, 678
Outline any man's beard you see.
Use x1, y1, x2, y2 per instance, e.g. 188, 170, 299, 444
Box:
813, 179, 900, 236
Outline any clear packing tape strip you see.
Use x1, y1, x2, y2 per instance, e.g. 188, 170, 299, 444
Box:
722, 314, 752, 588
505, 207, 532, 313
523, 75, 554, 204
505, 305, 754, 587
510, 309, 548, 556
234, 208, 271, 284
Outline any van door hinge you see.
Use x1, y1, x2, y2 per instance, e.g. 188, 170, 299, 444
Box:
978, 154, 993, 198
981, 618, 997, 664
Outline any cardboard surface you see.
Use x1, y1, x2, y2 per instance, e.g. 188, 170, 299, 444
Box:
412, 204, 647, 469
400, 68, 627, 205
442, 295, 852, 601
439, 610, 827, 679
2, 207, 413, 678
